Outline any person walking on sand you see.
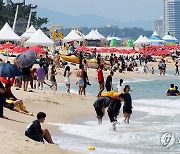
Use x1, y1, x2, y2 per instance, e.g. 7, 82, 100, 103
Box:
97, 64, 104, 97
123, 85, 133, 124
107, 94, 125, 130
76, 64, 84, 95
105, 71, 114, 92
93, 97, 111, 124
175, 61, 179, 75
36, 64, 45, 90
22, 66, 31, 91
64, 66, 72, 93
50, 65, 57, 90
25, 112, 54, 144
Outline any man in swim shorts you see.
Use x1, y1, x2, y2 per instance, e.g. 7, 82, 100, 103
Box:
93, 97, 111, 124
76, 64, 84, 95
107, 94, 125, 130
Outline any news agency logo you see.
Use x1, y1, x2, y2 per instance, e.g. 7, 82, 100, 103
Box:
160, 132, 180, 149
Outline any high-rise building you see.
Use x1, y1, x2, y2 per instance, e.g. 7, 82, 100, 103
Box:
153, 19, 164, 37
164, 0, 180, 40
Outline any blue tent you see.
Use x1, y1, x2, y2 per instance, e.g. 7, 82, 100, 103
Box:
148, 31, 164, 46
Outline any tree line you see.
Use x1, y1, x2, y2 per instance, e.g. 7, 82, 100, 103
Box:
0, 0, 48, 29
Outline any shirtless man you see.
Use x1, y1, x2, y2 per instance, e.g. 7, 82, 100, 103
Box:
76, 64, 84, 95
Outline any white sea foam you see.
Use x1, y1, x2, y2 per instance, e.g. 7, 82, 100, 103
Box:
133, 99, 180, 116
49, 98, 180, 153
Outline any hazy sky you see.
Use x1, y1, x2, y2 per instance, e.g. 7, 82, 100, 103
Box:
12, 0, 163, 22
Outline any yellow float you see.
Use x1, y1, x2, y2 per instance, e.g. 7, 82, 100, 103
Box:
60, 54, 80, 64
88, 146, 95, 150
6, 99, 27, 111
101, 91, 123, 98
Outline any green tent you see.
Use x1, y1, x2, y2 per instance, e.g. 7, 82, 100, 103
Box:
110, 38, 118, 47
126, 40, 134, 47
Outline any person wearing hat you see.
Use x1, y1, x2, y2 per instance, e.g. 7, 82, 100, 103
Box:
123, 85, 133, 123
97, 64, 104, 97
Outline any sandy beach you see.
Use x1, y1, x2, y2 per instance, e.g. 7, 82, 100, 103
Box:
0, 53, 179, 154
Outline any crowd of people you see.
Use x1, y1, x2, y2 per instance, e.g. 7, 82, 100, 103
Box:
1, 46, 180, 145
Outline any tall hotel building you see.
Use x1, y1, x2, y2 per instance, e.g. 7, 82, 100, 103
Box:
164, 0, 180, 40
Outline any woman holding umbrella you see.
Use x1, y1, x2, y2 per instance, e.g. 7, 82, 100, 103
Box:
17, 50, 37, 91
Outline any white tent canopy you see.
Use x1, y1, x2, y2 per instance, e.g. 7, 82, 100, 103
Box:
0, 22, 21, 41
162, 34, 176, 41
63, 30, 85, 42
152, 31, 158, 36
107, 36, 122, 41
95, 29, 106, 40
21, 25, 37, 39
24, 29, 54, 47
134, 35, 151, 45
85, 29, 102, 40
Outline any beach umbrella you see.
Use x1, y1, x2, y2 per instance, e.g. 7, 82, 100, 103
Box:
17, 50, 37, 68
0, 63, 21, 78
76, 46, 88, 51
28, 46, 46, 54
0, 43, 15, 49
9, 46, 27, 53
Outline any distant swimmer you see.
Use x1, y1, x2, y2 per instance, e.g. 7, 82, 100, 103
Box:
107, 94, 125, 130
123, 85, 133, 124
93, 97, 111, 124
166, 84, 178, 96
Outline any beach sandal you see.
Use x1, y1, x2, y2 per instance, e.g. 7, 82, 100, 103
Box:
28, 90, 33, 92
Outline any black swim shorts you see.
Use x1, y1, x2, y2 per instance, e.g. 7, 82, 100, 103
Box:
123, 106, 132, 114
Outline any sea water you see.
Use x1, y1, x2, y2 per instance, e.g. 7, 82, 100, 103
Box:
49, 72, 180, 154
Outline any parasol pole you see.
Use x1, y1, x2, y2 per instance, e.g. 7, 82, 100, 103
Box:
26, 8, 32, 30
12, 5, 19, 31
26, 0, 35, 30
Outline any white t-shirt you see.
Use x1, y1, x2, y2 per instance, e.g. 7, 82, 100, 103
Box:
117, 84, 124, 93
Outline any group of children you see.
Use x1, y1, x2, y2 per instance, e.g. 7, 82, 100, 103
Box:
93, 85, 132, 130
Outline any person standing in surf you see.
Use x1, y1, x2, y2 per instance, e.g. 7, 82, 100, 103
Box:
123, 85, 133, 124
107, 94, 125, 130
93, 97, 111, 124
